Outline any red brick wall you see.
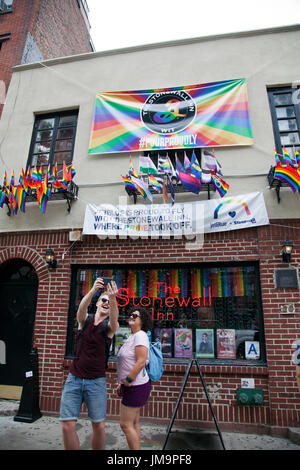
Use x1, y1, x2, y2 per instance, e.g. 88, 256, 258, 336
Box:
33, 0, 92, 59
0, 221, 299, 432
0, 0, 92, 116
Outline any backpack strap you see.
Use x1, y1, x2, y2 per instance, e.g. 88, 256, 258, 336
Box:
101, 317, 110, 369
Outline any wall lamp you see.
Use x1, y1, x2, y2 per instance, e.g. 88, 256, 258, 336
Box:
45, 249, 57, 269
282, 239, 293, 263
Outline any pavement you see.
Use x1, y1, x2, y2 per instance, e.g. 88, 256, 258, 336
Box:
0, 399, 300, 451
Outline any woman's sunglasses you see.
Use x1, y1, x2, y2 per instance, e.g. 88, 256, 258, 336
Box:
101, 298, 109, 303
129, 313, 140, 319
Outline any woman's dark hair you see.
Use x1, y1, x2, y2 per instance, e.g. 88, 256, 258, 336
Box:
128, 306, 153, 332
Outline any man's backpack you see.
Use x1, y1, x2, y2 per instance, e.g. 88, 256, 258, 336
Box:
78, 314, 111, 368
145, 341, 164, 382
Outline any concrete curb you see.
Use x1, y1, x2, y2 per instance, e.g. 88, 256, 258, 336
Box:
288, 428, 300, 446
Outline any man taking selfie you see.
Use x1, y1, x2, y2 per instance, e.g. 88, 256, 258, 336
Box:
60, 278, 119, 450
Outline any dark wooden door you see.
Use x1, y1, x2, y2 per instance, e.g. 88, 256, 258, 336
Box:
0, 260, 38, 386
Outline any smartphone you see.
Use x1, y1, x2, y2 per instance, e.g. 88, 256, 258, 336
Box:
101, 276, 114, 286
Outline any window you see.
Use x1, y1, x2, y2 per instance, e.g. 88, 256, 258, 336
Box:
268, 86, 300, 160
27, 111, 78, 176
66, 262, 266, 364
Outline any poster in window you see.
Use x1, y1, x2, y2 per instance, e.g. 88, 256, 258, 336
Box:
196, 329, 214, 358
217, 329, 236, 359
115, 327, 131, 354
174, 329, 193, 358
154, 328, 173, 357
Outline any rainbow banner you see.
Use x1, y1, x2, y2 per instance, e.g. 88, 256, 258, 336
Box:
88, 79, 253, 154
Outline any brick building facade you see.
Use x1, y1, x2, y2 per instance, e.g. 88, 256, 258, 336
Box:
0, 221, 299, 433
0, 0, 93, 116
0, 25, 299, 436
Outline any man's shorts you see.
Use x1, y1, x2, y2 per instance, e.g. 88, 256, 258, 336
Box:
59, 373, 107, 422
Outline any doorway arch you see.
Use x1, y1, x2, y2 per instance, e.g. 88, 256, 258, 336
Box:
0, 259, 38, 387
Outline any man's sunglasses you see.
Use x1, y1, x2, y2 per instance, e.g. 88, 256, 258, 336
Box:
129, 313, 140, 319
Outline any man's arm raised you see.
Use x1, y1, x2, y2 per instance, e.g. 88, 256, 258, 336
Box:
77, 277, 104, 328
106, 281, 119, 338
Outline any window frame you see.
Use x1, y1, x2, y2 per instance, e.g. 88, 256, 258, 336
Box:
268, 86, 300, 159
26, 110, 78, 174
65, 261, 267, 366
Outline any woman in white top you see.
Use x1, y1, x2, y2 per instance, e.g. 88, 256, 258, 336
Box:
116, 306, 153, 450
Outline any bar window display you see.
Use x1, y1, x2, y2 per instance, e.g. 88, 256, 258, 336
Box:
66, 263, 265, 364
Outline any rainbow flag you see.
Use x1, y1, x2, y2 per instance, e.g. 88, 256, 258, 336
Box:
3, 171, 8, 187
149, 174, 162, 193
10, 171, 15, 187
89, 79, 253, 154
294, 147, 300, 167
274, 148, 281, 165
211, 172, 229, 198
283, 147, 294, 166
158, 155, 176, 176
274, 164, 300, 193
128, 156, 138, 178
17, 185, 26, 212
123, 176, 142, 194
131, 176, 153, 202
0, 189, 6, 208
52, 164, 68, 190
43, 166, 51, 198
19, 169, 29, 191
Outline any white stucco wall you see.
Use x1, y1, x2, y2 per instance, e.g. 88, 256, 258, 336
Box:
0, 25, 299, 232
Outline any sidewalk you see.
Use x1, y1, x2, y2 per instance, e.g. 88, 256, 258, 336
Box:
0, 400, 299, 451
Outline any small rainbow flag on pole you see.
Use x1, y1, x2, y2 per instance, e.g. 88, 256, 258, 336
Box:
211, 172, 229, 198
149, 174, 162, 193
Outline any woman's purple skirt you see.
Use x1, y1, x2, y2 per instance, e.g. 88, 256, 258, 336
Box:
121, 380, 151, 408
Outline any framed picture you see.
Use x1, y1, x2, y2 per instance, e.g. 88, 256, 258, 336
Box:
196, 329, 214, 358
115, 327, 131, 354
174, 329, 193, 358
217, 329, 236, 359
153, 328, 173, 357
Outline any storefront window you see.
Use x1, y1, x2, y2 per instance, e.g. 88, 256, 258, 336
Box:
66, 263, 265, 363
